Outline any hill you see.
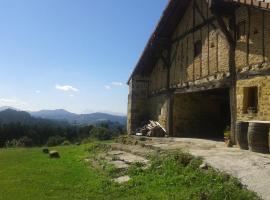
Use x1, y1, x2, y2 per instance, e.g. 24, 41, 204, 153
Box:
0, 109, 66, 125
30, 109, 127, 125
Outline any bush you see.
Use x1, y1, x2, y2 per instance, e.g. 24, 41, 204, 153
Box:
46, 135, 66, 147
5, 139, 19, 148
17, 136, 33, 147
61, 140, 71, 146
90, 126, 112, 141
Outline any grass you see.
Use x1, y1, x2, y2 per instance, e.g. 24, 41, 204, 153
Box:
0, 142, 260, 200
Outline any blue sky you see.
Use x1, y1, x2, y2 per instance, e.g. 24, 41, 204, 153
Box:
0, 0, 167, 114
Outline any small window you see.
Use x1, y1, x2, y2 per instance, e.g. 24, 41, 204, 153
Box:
243, 87, 258, 114
194, 40, 202, 57
237, 21, 246, 40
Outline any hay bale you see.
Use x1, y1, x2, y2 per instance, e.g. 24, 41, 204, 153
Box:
42, 148, 49, 154
49, 150, 60, 158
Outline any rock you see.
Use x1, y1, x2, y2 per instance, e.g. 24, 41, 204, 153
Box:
49, 150, 60, 158
42, 148, 49, 154
199, 162, 208, 170
113, 176, 130, 183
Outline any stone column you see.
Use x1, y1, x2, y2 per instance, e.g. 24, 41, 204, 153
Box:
127, 75, 149, 135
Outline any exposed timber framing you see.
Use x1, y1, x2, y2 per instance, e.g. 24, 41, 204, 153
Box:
247, 7, 251, 66
262, 10, 265, 62
194, 0, 217, 29
172, 17, 216, 43
211, 3, 237, 144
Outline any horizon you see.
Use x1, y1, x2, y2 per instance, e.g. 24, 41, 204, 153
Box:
0, 105, 127, 116
0, 0, 167, 114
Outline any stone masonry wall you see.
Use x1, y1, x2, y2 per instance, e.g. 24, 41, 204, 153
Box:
168, 0, 229, 89
236, 75, 270, 122
235, 7, 270, 70
127, 75, 149, 134
147, 94, 168, 131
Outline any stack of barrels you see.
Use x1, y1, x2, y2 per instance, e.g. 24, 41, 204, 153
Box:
236, 121, 269, 154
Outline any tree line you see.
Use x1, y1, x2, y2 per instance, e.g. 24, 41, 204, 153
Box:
0, 121, 126, 148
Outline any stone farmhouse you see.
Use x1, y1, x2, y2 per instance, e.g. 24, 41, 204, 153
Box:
127, 0, 270, 143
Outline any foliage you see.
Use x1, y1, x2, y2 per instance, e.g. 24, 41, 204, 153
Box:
90, 126, 111, 140
224, 126, 231, 138
46, 136, 66, 147
61, 140, 71, 146
0, 143, 260, 200
17, 136, 34, 147
0, 121, 126, 148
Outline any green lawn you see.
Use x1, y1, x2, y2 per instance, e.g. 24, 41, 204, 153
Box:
0, 143, 260, 200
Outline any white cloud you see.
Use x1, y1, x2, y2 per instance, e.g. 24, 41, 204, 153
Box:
55, 84, 79, 92
104, 85, 111, 90
0, 98, 28, 108
35, 90, 41, 94
111, 82, 124, 87
69, 94, 74, 97
104, 81, 126, 90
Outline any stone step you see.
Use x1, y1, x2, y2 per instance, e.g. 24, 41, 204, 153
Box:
107, 150, 149, 165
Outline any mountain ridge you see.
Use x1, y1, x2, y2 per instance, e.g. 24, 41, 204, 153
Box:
0, 107, 127, 125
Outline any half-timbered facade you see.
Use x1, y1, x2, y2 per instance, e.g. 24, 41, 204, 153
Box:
127, 0, 270, 142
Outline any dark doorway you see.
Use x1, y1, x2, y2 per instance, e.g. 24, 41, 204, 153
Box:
173, 88, 231, 139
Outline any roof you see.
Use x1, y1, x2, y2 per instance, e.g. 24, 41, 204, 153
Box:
127, 0, 270, 84
226, 0, 270, 10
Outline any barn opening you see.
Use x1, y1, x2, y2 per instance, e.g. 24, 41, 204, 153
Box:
172, 88, 231, 139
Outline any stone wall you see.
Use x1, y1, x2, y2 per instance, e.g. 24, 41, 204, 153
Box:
236, 75, 270, 121
149, 58, 167, 92
127, 75, 149, 134
235, 7, 270, 70
168, 0, 229, 89
147, 94, 169, 131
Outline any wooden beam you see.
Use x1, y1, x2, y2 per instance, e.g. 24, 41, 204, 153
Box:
194, 0, 217, 29
193, 0, 196, 82
262, 10, 265, 62
215, 15, 234, 44
172, 16, 216, 43
247, 7, 251, 66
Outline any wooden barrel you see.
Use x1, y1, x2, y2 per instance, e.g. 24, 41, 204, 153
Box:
236, 121, 249, 150
248, 122, 269, 153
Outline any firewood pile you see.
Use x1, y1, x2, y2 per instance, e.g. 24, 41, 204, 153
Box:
136, 120, 167, 137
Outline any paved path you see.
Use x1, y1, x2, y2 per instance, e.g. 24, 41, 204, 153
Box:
134, 137, 270, 200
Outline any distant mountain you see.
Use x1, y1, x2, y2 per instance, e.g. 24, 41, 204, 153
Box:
0, 107, 127, 125
30, 109, 78, 121
0, 109, 33, 124
0, 109, 65, 125
30, 109, 127, 125
0, 106, 19, 112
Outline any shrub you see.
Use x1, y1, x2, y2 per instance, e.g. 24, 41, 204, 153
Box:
61, 140, 71, 146
46, 135, 66, 147
5, 139, 19, 148
90, 126, 111, 141
17, 136, 33, 147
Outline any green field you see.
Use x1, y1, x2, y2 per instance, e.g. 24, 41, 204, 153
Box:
0, 143, 260, 200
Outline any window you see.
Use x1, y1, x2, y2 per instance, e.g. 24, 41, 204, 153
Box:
243, 87, 258, 114
237, 21, 246, 40
194, 40, 202, 58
